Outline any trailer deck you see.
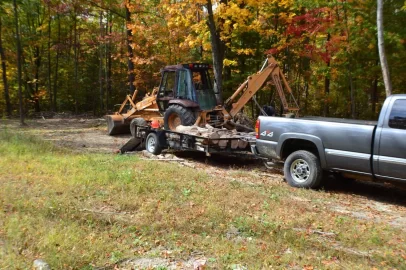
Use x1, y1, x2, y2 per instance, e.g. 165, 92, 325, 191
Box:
120, 124, 256, 156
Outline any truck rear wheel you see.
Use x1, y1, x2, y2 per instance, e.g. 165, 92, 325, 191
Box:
284, 150, 323, 189
146, 132, 162, 155
164, 105, 196, 131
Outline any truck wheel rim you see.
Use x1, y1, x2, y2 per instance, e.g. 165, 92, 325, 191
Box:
147, 136, 156, 152
290, 159, 310, 183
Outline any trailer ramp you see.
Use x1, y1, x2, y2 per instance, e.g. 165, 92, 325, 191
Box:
120, 137, 143, 153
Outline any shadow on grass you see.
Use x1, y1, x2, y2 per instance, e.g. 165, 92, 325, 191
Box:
172, 149, 406, 207
322, 175, 406, 207
170, 150, 264, 169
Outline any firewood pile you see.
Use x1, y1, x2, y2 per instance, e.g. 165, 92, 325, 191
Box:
174, 124, 256, 149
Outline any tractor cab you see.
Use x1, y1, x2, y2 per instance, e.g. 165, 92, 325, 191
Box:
156, 63, 218, 113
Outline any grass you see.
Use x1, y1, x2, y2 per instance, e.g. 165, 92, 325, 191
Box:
0, 128, 406, 269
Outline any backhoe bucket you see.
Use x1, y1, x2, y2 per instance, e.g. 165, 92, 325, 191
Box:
106, 114, 130, 135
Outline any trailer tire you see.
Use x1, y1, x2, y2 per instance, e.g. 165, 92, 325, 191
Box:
164, 105, 196, 131
130, 118, 147, 138
284, 150, 323, 189
146, 132, 162, 155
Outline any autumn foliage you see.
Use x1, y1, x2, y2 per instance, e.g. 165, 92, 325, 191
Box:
0, 0, 406, 119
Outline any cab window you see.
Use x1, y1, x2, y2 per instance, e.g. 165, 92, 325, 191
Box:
177, 70, 196, 102
192, 70, 213, 91
388, 99, 406, 130
159, 71, 176, 97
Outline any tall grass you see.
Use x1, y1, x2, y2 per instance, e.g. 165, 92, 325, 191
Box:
0, 130, 405, 269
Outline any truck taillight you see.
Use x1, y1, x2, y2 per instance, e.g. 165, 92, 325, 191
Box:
255, 119, 260, 139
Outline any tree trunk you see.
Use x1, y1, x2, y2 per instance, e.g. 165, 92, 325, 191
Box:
125, 1, 135, 94
74, 13, 79, 114
99, 10, 104, 113
342, 2, 356, 119
371, 76, 378, 115
377, 0, 392, 97
47, 4, 53, 111
323, 33, 331, 117
32, 4, 43, 113
295, 71, 301, 107
53, 14, 60, 111
0, 17, 11, 117
304, 81, 309, 115
106, 12, 112, 112
348, 65, 356, 119
323, 69, 330, 117
33, 45, 41, 112
206, 0, 226, 104
13, 0, 25, 125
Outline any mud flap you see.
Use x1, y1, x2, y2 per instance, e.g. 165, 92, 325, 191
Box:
120, 137, 143, 153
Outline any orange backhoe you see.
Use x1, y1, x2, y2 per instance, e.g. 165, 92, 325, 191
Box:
106, 55, 299, 135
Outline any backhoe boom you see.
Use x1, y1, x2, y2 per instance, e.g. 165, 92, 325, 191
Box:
225, 56, 299, 118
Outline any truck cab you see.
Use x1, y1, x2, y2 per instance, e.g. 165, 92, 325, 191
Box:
373, 95, 406, 181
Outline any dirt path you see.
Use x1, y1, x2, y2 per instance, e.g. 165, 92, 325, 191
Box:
3, 118, 406, 233
1, 118, 131, 153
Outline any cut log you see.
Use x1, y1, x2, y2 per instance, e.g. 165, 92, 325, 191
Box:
173, 124, 254, 148
218, 135, 229, 149
175, 125, 199, 134
238, 139, 248, 149
206, 131, 220, 144
230, 137, 239, 149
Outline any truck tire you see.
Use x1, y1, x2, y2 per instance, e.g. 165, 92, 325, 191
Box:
284, 150, 323, 189
164, 105, 196, 131
146, 132, 162, 155
130, 118, 147, 138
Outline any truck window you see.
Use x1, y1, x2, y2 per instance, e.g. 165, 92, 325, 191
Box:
388, 99, 406, 130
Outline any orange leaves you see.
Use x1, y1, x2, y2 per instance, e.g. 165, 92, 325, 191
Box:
127, 0, 200, 70
321, 256, 339, 266
236, 48, 255, 56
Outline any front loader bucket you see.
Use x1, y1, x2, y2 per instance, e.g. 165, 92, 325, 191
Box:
106, 114, 130, 135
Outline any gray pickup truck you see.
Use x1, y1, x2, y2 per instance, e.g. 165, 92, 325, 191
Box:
252, 94, 406, 188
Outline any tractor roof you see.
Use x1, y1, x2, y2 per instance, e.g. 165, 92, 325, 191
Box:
162, 63, 211, 72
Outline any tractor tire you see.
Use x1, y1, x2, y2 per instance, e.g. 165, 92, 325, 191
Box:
130, 117, 147, 138
284, 150, 323, 189
145, 132, 162, 155
164, 105, 196, 131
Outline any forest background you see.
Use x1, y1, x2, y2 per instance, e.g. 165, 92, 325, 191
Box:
0, 0, 405, 121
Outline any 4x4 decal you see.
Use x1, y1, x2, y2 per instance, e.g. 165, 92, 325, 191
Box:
260, 131, 274, 137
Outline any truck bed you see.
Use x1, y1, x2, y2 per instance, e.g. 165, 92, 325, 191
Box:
301, 116, 377, 126
260, 116, 376, 154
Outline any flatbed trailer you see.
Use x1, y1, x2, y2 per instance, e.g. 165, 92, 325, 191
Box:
120, 124, 256, 156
